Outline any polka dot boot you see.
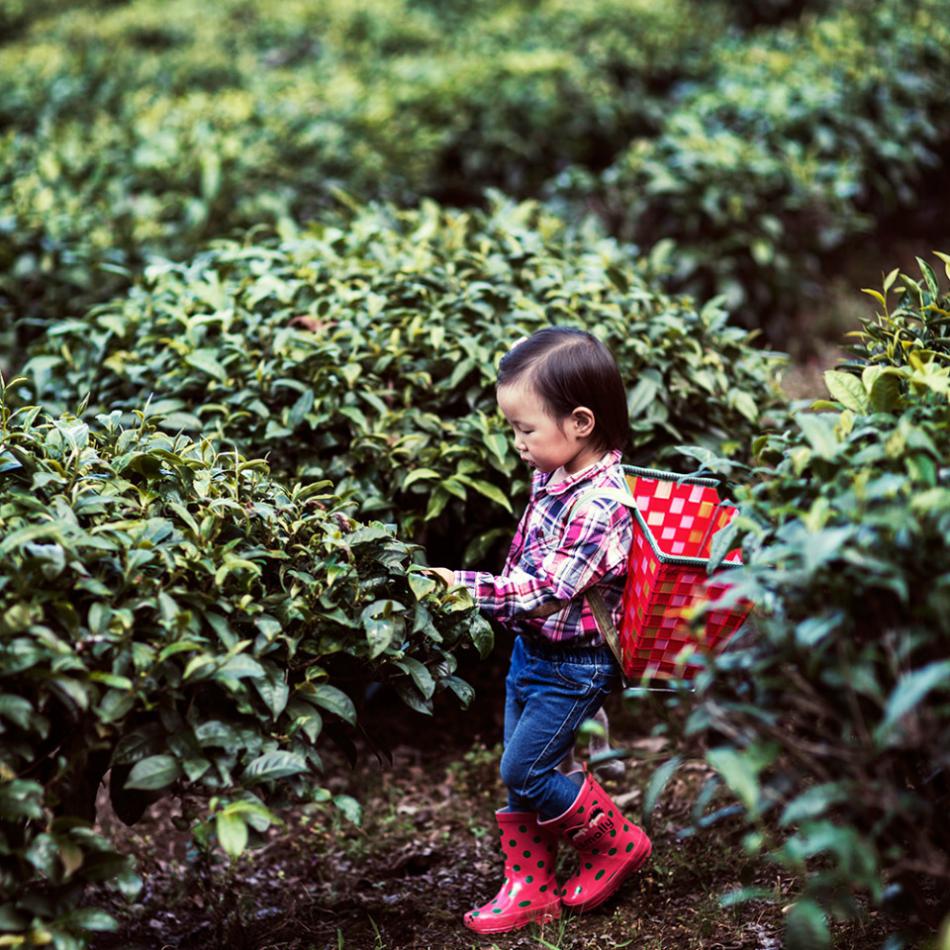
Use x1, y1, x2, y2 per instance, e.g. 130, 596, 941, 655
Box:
463, 810, 561, 935
539, 768, 651, 914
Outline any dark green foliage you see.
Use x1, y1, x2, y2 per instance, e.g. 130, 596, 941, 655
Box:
842, 254, 950, 370
551, 0, 950, 340
0, 0, 717, 353
0, 390, 489, 944
19, 197, 784, 567
722, 0, 830, 29
676, 257, 950, 938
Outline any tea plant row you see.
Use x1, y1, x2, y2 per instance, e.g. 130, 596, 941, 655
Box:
664, 257, 950, 948
4, 0, 949, 360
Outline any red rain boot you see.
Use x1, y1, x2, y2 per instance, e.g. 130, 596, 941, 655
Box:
463, 810, 561, 934
539, 769, 651, 913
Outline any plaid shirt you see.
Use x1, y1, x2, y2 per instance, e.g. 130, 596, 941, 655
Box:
454, 450, 632, 645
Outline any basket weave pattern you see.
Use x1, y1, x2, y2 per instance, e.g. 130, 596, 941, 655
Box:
618, 468, 750, 681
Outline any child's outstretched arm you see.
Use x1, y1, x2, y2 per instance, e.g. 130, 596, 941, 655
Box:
448, 498, 629, 624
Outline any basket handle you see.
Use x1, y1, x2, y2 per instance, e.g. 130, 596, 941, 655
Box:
586, 588, 627, 684
696, 504, 724, 558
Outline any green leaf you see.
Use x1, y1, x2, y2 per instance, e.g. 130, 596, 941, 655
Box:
823, 371, 868, 413
157, 410, 203, 431
467, 614, 494, 659
443, 675, 475, 707
861, 287, 887, 310
794, 613, 843, 648
706, 748, 760, 817
643, 755, 682, 834
801, 527, 854, 574
408, 571, 438, 600
185, 349, 228, 382
97, 688, 135, 724
216, 654, 267, 680
394, 657, 436, 700
0, 522, 62, 555
361, 600, 402, 659
241, 751, 308, 784
455, 476, 513, 513
24, 833, 58, 877
780, 783, 848, 826
158, 640, 204, 662
333, 794, 362, 825
719, 887, 777, 908
707, 516, 739, 573
0, 781, 44, 820
425, 487, 452, 521
0, 694, 34, 731
732, 391, 758, 424
66, 909, 119, 933
402, 468, 442, 490
785, 899, 831, 950
115, 869, 144, 900
125, 755, 181, 791
89, 672, 133, 690
796, 414, 838, 461
628, 375, 659, 419
868, 368, 905, 413
348, 524, 395, 545
254, 669, 290, 719
394, 681, 433, 715
309, 684, 357, 725
195, 720, 242, 748
50, 677, 89, 714
484, 432, 509, 466
916, 256, 940, 297
876, 660, 950, 743
216, 812, 248, 859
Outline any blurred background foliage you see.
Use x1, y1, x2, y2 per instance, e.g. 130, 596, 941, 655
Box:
5, 0, 946, 367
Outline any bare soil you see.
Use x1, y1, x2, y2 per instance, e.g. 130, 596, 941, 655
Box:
87, 665, 915, 950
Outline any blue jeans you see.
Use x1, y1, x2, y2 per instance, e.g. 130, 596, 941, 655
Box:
501, 634, 620, 820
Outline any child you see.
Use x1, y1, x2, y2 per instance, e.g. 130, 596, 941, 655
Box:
428, 327, 652, 935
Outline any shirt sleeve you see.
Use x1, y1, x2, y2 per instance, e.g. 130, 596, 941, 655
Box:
453, 499, 630, 624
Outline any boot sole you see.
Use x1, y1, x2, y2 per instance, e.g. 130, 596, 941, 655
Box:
463, 903, 561, 935
562, 838, 652, 915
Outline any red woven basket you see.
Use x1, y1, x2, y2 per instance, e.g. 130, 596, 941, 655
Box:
617, 466, 751, 682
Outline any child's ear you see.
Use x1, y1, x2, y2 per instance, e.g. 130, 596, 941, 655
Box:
571, 407, 596, 438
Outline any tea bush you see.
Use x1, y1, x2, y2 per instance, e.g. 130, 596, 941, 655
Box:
0, 0, 717, 353
20, 196, 785, 567
674, 257, 950, 945
550, 0, 950, 341
721, 0, 830, 28
0, 0, 105, 40
0, 387, 490, 945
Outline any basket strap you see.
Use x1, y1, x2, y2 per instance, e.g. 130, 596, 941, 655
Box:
586, 587, 627, 684
565, 486, 636, 519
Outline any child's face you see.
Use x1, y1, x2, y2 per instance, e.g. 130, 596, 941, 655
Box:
496, 380, 598, 475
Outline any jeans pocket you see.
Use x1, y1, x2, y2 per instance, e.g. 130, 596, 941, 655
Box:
553, 659, 612, 694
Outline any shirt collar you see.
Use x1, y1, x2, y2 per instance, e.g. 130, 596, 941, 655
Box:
537, 449, 621, 498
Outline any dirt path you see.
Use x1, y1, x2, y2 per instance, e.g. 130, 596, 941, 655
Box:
90, 678, 899, 949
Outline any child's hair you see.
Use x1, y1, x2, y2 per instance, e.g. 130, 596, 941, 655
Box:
497, 326, 629, 453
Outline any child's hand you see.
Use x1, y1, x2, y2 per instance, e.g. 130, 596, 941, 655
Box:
425, 567, 456, 587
